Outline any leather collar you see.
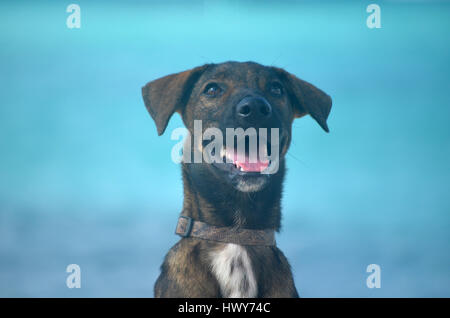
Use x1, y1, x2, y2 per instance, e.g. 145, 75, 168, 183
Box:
175, 216, 276, 246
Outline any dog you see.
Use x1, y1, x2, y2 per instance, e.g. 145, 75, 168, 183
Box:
141, 61, 332, 297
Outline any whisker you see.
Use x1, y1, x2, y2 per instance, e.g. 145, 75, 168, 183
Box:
287, 151, 307, 167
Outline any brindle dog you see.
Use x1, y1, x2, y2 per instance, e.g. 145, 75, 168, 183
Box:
141, 61, 332, 298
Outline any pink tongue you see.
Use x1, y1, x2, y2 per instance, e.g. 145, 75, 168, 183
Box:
234, 154, 269, 172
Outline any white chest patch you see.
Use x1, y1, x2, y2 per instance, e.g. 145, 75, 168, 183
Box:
209, 243, 257, 298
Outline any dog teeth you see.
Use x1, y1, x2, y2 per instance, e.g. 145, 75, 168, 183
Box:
234, 161, 244, 171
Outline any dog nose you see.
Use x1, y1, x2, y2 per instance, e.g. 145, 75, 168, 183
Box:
236, 96, 272, 122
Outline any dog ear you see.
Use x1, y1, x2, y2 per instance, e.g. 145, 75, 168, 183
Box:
274, 67, 332, 132
142, 65, 210, 135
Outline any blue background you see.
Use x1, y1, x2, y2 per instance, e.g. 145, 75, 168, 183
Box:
0, 0, 449, 297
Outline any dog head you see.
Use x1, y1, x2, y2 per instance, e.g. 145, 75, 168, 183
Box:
142, 61, 331, 192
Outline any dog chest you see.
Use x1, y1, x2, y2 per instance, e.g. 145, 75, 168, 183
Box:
209, 243, 257, 298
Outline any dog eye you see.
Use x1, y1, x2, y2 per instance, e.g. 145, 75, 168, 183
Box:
203, 83, 222, 97
270, 82, 283, 96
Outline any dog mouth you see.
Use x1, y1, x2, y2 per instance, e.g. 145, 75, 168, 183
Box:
218, 144, 269, 173
201, 133, 287, 192
208, 135, 285, 176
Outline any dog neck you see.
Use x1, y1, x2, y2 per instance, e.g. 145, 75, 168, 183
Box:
180, 161, 285, 231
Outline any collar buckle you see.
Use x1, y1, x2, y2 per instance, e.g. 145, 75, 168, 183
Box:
176, 216, 194, 238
